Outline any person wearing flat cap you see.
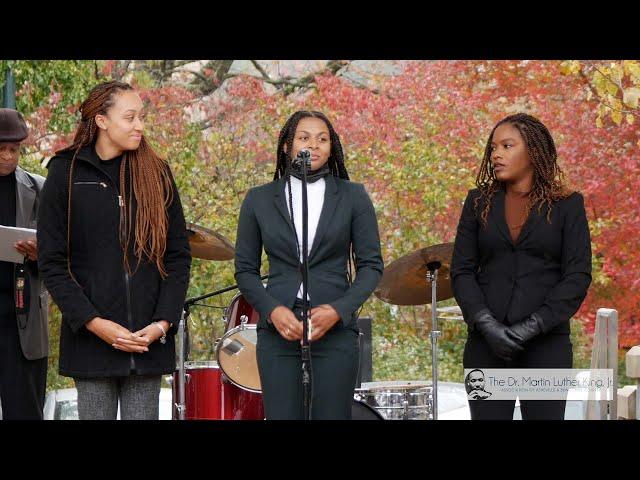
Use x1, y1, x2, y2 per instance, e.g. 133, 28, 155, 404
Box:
0, 108, 48, 420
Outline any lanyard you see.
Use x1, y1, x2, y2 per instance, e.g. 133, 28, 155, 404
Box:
15, 261, 30, 328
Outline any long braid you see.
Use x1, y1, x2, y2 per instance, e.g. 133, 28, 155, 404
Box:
56, 80, 174, 280
474, 113, 570, 226
66, 155, 79, 285
286, 168, 298, 258
127, 139, 173, 277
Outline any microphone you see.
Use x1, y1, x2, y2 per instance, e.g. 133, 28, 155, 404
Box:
292, 149, 311, 168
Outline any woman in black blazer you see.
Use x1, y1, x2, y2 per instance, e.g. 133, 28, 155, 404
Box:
451, 113, 592, 420
234, 111, 383, 419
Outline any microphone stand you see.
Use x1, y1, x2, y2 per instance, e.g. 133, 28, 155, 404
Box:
175, 274, 268, 420
297, 150, 313, 421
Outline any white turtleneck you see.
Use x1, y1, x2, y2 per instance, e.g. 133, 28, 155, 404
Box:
284, 175, 326, 299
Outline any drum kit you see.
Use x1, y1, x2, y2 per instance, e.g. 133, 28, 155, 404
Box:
174, 223, 458, 420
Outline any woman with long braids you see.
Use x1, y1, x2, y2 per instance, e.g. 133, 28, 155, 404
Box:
37, 81, 191, 420
451, 113, 592, 420
234, 110, 383, 419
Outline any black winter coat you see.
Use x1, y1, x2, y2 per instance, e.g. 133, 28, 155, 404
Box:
37, 145, 191, 377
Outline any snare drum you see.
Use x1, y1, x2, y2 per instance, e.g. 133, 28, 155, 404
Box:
355, 380, 433, 420
215, 293, 261, 392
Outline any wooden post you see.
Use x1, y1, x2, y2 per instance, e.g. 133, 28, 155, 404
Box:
603, 309, 618, 420
625, 345, 640, 420
586, 309, 618, 420
617, 385, 636, 420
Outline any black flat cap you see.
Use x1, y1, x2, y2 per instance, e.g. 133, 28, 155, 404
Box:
0, 108, 29, 142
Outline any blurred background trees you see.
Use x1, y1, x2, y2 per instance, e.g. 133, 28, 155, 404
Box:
2, 59, 637, 389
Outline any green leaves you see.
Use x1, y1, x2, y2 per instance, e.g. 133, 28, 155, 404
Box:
563, 60, 640, 128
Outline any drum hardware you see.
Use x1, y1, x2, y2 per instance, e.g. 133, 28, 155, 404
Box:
175, 275, 268, 420
214, 293, 261, 392
218, 314, 252, 356
220, 338, 245, 355
374, 243, 454, 420
427, 260, 441, 420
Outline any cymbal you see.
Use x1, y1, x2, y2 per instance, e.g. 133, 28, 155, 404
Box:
374, 242, 454, 306
186, 222, 235, 261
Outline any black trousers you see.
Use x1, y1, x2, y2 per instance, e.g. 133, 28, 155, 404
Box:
0, 318, 47, 420
256, 303, 360, 420
463, 330, 573, 420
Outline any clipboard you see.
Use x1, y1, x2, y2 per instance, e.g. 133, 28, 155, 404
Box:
0, 225, 37, 264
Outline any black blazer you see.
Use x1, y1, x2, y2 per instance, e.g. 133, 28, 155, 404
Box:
234, 174, 384, 329
451, 188, 592, 335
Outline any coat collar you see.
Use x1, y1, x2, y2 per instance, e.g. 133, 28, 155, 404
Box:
14, 166, 36, 228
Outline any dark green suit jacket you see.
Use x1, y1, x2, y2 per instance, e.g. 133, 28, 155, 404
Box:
234, 175, 383, 329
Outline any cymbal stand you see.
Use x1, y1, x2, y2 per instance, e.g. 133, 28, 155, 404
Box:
426, 260, 441, 420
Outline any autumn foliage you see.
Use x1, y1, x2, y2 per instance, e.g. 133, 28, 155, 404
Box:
6, 60, 640, 388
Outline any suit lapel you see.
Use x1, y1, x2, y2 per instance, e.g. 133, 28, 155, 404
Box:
273, 177, 300, 256
309, 175, 339, 261
516, 200, 545, 245
491, 187, 546, 246
490, 188, 513, 245
14, 167, 36, 228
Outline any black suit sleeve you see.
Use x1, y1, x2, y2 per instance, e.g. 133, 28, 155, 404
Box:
151, 170, 192, 331
533, 193, 592, 333
234, 188, 282, 320
451, 190, 491, 329
37, 158, 101, 334
329, 184, 384, 327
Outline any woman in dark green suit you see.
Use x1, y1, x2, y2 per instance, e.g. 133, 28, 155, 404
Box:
234, 111, 383, 419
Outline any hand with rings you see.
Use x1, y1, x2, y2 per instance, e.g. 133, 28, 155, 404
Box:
269, 306, 303, 340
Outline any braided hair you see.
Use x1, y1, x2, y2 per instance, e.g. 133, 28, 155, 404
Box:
474, 113, 571, 226
273, 110, 349, 181
273, 110, 357, 284
57, 80, 174, 279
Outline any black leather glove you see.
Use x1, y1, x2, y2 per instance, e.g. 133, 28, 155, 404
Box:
473, 309, 524, 362
505, 313, 544, 346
